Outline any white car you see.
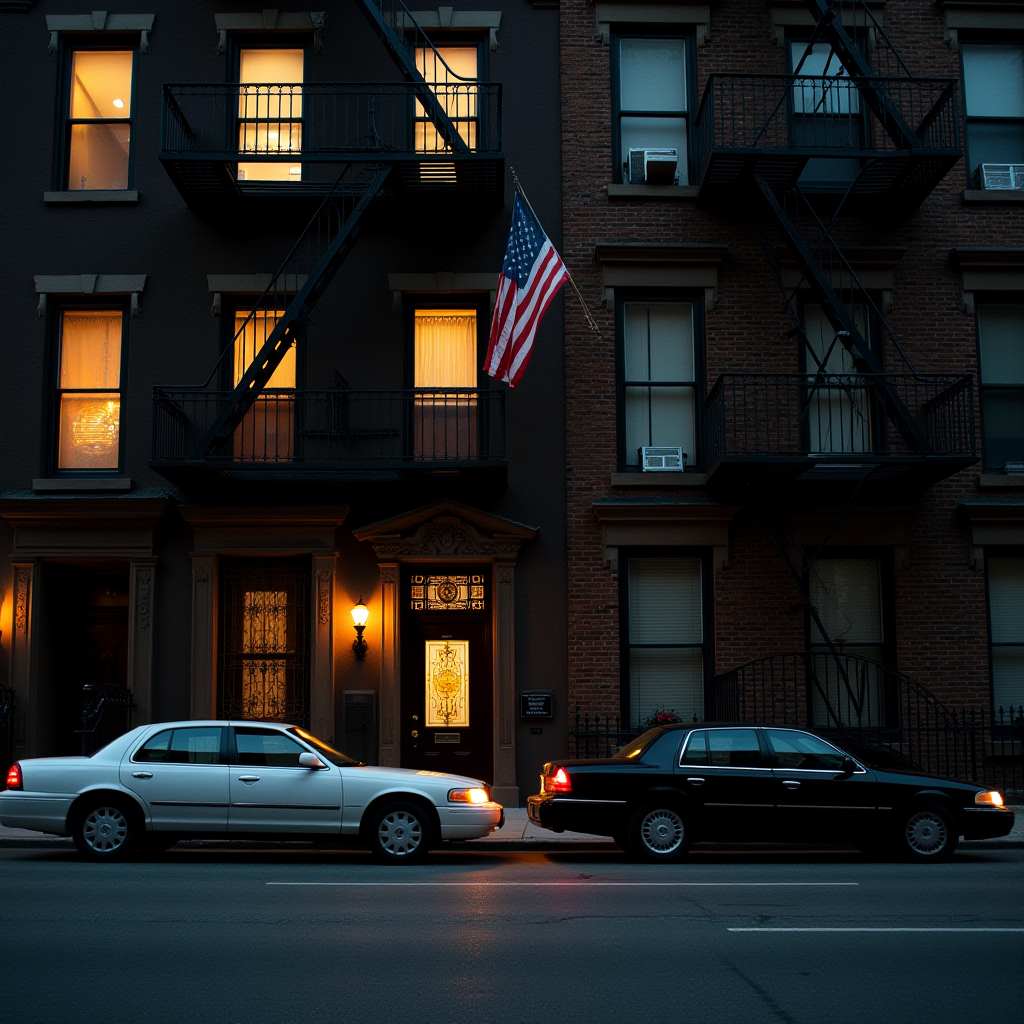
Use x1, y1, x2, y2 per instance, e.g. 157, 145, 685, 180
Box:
1, 720, 504, 863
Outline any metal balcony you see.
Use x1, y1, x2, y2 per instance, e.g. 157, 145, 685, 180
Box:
160, 82, 503, 208
704, 372, 976, 492
693, 75, 961, 209
151, 387, 506, 486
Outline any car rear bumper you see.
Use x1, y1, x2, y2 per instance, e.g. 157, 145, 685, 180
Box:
438, 802, 504, 840
961, 806, 1015, 841
0, 791, 73, 835
527, 794, 620, 836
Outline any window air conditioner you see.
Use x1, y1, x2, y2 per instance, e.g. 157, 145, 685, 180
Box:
640, 446, 686, 471
628, 148, 679, 186
978, 163, 1024, 190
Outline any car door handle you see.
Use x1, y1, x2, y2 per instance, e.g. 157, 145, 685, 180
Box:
686, 777, 705, 786
237, 775, 260, 784
131, 771, 153, 779
782, 780, 801, 790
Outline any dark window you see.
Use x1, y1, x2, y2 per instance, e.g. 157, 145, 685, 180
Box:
134, 727, 223, 764
618, 297, 700, 470
986, 556, 1024, 715
683, 728, 763, 768
218, 557, 311, 726
960, 42, 1024, 187
765, 729, 846, 770
57, 42, 137, 190
135, 729, 172, 762
235, 727, 307, 767
52, 304, 127, 474
976, 302, 1024, 472
612, 31, 692, 184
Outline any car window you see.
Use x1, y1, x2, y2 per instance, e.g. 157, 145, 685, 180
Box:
134, 727, 223, 764
683, 728, 763, 768
766, 729, 847, 771
235, 728, 307, 767
288, 727, 361, 767
616, 727, 666, 759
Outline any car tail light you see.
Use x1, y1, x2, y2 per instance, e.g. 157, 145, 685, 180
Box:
5, 763, 22, 791
544, 766, 572, 794
975, 790, 1004, 807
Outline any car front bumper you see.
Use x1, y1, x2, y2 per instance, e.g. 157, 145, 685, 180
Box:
438, 802, 504, 840
962, 806, 1015, 841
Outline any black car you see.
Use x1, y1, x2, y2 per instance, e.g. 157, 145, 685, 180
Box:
527, 724, 1014, 862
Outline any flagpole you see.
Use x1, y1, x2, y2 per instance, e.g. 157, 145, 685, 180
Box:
510, 167, 601, 335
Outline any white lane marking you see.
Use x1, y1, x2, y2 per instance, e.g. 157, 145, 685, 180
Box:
266, 881, 860, 887
729, 927, 1024, 933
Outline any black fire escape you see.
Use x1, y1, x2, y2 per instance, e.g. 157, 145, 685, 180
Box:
151, 0, 505, 488
692, 0, 981, 761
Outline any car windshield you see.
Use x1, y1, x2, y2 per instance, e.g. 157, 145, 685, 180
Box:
614, 727, 665, 759
288, 727, 364, 767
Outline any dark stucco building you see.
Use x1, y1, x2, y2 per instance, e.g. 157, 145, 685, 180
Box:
0, 0, 564, 805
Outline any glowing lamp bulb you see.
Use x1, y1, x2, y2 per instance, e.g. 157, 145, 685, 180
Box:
112, 98, 124, 108
351, 599, 369, 628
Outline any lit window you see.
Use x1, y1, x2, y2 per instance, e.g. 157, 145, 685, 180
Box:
241, 591, 290, 721
237, 48, 304, 182
65, 50, 134, 190
56, 310, 124, 470
232, 309, 295, 460
987, 557, 1024, 715
614, 35, 689, 184
961, 44, 1024, 186
414, 46, 479, 154
977, 303, 1024, 472
621, 301, 696, 468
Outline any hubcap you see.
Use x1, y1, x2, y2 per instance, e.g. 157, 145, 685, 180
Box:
905, 811, 947, 855
378, 811, 423, 857
640, 809, 684, 854
83, 806, 129, 853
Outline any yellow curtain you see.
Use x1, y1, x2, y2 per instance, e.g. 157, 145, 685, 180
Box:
60, 311, 122, 388
414, 311, 477, 388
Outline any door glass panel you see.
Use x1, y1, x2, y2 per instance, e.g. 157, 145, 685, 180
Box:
167, 727, 223, 764
706, 729, 763, 768
425, 640, 469, 727
766, 729, 846, 770
237, 48, 304, 182
235, 728, 307, 767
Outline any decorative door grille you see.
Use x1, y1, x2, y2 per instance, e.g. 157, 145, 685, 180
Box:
218, 558, 311, 726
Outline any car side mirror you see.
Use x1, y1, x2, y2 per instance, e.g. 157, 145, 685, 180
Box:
298, 752, 327, 769
840, 756, 857, 776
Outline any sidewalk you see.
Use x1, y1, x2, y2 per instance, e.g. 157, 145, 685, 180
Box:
2, 806, 1021, 850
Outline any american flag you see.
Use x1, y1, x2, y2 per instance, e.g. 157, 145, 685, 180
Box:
484, 191, 569, 387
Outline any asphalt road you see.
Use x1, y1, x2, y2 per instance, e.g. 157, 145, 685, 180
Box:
1, 845, 1022, 1024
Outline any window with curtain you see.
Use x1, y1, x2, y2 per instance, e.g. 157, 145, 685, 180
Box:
977, 303, 1024, 472
57, 310, 124, 470
64, 49, 134, 190
802, 303, 872, 454
237, 48, 304, 182
987, 557, 1024, 715
960, 43, 1024, 186
614, 35, 689, 184
808, 558, 886, 726
414, 45, 479, 156
621, 301, 696, 467
232, 309, 295, 460
413, 309, 478, 460
626, 556, 704, 726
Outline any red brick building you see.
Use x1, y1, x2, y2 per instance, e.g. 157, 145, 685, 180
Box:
560, 0, 1024, 772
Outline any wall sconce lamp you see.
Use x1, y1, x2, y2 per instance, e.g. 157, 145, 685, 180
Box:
351, 598, 369, 660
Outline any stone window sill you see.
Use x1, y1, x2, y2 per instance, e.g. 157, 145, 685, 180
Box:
611, 472, 708, 487
607, 184, 699, 199
33, 477, 133, 492
962, 190, 1024, 204
44, 191, 139, 204
978, 473, 1024, 489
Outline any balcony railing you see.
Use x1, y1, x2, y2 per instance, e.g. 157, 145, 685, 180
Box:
152, 387, 506, 471
693, 74, 960, 197
705, 373, 975, 472
161, 82, 502, 166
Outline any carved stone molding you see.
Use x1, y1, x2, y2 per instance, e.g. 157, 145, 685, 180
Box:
15, 566, 31, 632
316, 568, 332, 626
136, 568, 153, 631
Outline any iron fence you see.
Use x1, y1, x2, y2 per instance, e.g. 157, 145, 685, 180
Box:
0, 685, 14, 772
153, 387, 506, 467
692, 74, 959, 185
77, 683, 134, 757
705, 373, 974, 463
568, 706, 644, 760
162, 82, 502, 163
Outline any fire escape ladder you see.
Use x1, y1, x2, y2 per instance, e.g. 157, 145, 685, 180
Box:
751, 173, 933, 456
188, 164, 393, 460
800, 0, 922, 152
355, 0, 472, 155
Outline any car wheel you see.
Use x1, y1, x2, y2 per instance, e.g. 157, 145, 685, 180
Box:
368, 802, 434, 864
629, 803, 692, 862
899, 804, 958, 862
72, 800, 140, 862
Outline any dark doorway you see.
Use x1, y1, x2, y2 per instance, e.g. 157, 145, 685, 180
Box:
400, 565, 493, 783
39, 562, 130, 756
